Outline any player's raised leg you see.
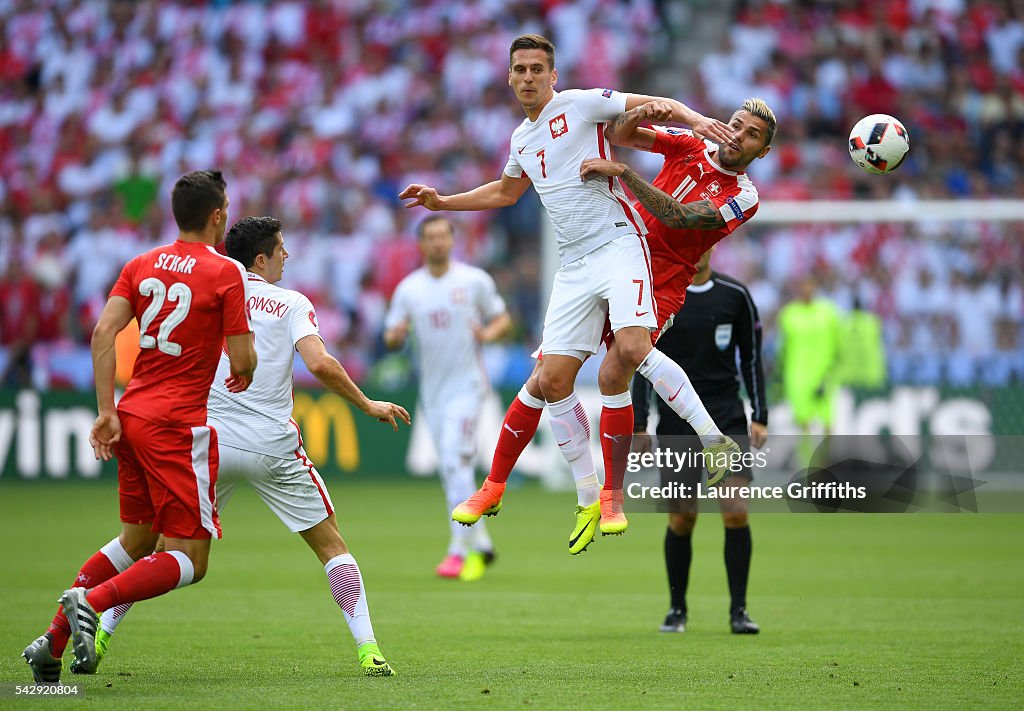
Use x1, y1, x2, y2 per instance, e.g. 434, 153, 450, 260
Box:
631, 343, 740, 484
594, 236, 739, 492
591, 235, 657, 536
596, 394, 632, 536
490, 374, 545, 485
538, 354, 602, 554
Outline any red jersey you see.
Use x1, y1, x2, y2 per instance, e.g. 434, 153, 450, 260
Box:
639, 128, 759, 327
111, 240, 251, 427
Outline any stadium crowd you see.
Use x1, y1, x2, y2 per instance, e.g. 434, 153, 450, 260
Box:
0, 0, 1021, 391
696, 0, 1024, 387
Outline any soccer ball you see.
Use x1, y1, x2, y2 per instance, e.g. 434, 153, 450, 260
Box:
848, 114, 910, 174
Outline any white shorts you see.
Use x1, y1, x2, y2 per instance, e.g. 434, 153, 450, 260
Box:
421, 392, 481, 471
215, 444, 334, 533
540, 234, 656, 358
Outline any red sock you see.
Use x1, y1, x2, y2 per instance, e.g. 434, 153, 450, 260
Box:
86, 552, 187, 612
600, 404, 634, 492
47, 550, 121, 656
487, 396, 543, 484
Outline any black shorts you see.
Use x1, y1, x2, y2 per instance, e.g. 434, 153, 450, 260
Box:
655, 397, 753, 488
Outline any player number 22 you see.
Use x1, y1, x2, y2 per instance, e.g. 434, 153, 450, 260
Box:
138, 277, 193, 356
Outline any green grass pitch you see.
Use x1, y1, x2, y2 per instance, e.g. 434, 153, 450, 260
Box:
1, 479, 1021, 709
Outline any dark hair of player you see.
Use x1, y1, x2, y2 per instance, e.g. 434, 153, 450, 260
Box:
509, 34, 555, 70
171, 170, 227, 233
225, 216, 283, 269
417, 215, 452, 239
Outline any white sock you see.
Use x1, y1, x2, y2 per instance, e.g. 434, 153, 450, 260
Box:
325, 554, 376, 648
574, 472, 601, 507
95, 538, 138, 636
99, 538, 135, 573
517, 386, 546, 409
166, 550, 195, 589
547, 393, 600, 507
637, 348, 722, 447
99, 604, 133, 635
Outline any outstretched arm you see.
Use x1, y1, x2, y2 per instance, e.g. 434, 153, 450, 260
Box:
623, 94, 732, 145
399, 172, 532, 212
604, 102, 670, 150
296, 335, 411, 431
579, 159, 726, 230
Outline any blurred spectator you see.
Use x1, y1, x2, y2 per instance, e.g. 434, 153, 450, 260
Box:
836, 296, 887, 389
0, 0, 1019, 392
0, 262, 40, 387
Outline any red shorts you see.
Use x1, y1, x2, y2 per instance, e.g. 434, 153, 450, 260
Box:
116, 411, 222, 540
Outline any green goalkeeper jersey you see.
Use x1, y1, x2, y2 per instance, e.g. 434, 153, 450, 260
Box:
778, 298, 841, 393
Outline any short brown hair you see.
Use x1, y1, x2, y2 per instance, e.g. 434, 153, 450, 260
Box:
417, 215, 452, 239
509, 34, 555, 70
171, 170, 227, 233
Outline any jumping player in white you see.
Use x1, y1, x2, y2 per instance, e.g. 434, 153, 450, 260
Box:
399, 34, 740, 555
384, 216, 511, 582
78, 217, 410, 677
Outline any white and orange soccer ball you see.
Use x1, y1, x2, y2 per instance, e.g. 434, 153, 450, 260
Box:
848, 114, 910, 174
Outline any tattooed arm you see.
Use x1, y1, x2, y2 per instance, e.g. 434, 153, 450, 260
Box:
603, 103, 667, 150
579, 158, 726, 230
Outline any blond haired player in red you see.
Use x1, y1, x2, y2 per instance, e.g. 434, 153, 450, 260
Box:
585, 97, 776, 337
452, 97, 776, 551
22, 170, 257, 684
401, 34, 742, 555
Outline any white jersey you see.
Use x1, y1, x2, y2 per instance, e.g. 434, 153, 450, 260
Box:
503, 88, 646, 266
207, 272, 320, 457
384, 262, 506, 405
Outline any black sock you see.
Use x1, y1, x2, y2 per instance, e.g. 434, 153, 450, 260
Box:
724, 525, 752, 614
664, 527, 692, 613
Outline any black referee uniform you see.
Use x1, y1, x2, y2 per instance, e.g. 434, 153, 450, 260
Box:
632, 271, 768, 633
